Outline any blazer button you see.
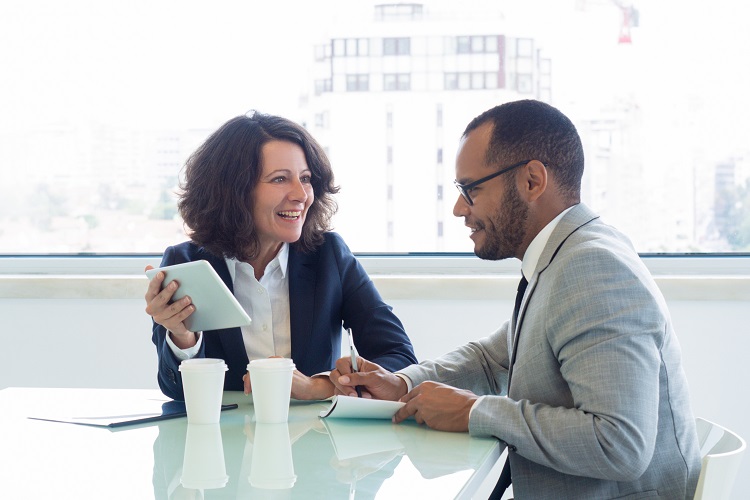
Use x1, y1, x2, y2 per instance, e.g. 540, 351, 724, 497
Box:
509, 445, 517, 452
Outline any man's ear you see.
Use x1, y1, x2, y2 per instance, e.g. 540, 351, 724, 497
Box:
521, 160, 547, 202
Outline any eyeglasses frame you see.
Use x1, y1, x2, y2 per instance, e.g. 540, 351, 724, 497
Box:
453, 159, 532, 206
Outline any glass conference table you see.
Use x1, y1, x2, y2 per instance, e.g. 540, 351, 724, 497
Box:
0, 388, 502, 499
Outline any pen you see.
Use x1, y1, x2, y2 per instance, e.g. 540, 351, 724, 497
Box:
347, 328, 363, 398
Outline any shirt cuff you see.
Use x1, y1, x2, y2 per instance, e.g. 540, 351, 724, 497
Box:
469, 395, 486, 419
165, 331, 203, 361
311, 371, 331, 378
395, 373, 413, 392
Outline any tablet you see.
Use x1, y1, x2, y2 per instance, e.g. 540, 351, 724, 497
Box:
146, 260, 252, 332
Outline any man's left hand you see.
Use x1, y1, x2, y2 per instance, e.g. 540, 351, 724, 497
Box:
393, 381, 478, 432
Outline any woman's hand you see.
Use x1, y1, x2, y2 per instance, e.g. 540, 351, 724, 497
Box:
144, 265, 197, 349
290, 371, 335, 400
243, 363, 335, 400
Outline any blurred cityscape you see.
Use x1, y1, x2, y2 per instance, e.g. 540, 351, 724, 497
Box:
1, 0, 748, 254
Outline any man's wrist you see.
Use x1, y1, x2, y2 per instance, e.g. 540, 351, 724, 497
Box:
394, 373, 412, 395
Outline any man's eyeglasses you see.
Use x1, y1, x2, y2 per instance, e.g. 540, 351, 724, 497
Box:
453, 159, 531, 206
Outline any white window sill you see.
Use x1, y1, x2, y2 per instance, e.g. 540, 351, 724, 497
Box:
1, 255, 748, 301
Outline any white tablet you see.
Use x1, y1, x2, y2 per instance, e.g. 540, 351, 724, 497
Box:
146, 260, 251, 332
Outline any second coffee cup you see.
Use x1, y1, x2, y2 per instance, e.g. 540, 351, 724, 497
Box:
247, 358, 295, 423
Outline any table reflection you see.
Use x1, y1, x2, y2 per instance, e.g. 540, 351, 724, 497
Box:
151, 396, 494, 499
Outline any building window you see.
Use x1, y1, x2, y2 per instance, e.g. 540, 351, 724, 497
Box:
444, 73, 458, 90
314, 79, 332, 95
437, 184, 443, 200
334, 38, 369, 56
517, 38, 533, 58
437, 148, 443, 164
456, 35, 498, 54
387, 146, 393, 164
436, 104, 443, 127
384, 73, 411, 91
516, 74, 533, 93
456, 36, 471, 54
375, 3, 423, 21
386, 111, 393, 128
333, 39, 346, 57
314, 112, 329, 129
484, 35, 498, 52
437, 221, 444, 237
314, 44, 330, 61
444, 72, 500, 90
383, 37, 410, 55
387, 184, 393, 200
358, 38, 369, 56
346, 74, 369, 91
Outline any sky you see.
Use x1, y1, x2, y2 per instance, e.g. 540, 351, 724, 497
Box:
1, 0, 748, 139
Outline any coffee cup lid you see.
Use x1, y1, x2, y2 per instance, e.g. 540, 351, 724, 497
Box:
179, 358, 228, 372
247, 358, 295, 371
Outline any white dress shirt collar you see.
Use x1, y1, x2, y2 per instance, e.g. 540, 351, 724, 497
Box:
521, 205, 576, 280
226, 242, 289, 282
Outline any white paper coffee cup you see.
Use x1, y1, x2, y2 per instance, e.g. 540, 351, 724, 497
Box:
249, 422, 296, 489
181, 423, 229, 490
179, 358, 228, 424
247, 358, 295, 423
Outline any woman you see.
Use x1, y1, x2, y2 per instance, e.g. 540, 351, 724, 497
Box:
145, 112, 416, 401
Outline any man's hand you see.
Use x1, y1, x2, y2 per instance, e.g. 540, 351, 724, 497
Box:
393, 381, 478, 432
330, 356, 408, 401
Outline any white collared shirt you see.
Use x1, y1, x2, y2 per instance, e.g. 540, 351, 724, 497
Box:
520, 205, 575, 283
166, 243, 292, 362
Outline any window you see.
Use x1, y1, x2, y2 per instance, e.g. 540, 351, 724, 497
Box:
383, 37, 410, 55
335, 38, 368, 57
384, 73, 411, 91
314, 79, 332, 95
444, 72, 500, 90
2, 1, 749, 254
456, 35, 498, 53
345, 74, 369, 91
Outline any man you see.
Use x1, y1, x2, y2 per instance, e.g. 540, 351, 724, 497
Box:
332, 100, 700, 499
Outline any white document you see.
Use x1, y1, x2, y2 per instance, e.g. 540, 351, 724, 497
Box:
319, 395, 405, 419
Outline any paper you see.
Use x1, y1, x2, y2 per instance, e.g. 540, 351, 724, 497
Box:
28, 400, 238, 428
319, 395, 405, 419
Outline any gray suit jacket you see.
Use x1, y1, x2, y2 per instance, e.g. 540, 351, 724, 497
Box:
399, 203, 700, 499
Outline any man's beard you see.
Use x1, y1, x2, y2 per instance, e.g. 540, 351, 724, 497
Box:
474, 182, 528, 261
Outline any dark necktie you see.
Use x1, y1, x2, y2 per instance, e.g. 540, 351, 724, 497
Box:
513, 275, 528, 322
490, 274, 528, 500
508, 274, 528, 387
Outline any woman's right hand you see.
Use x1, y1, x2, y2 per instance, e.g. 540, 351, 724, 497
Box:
144, 265, 197, 348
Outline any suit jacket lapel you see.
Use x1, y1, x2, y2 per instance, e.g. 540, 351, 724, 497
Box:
508, 204, 600, 385
288, 246, 318, 364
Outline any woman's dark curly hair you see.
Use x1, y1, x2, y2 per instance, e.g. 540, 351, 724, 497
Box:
177, 112, 339, 261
